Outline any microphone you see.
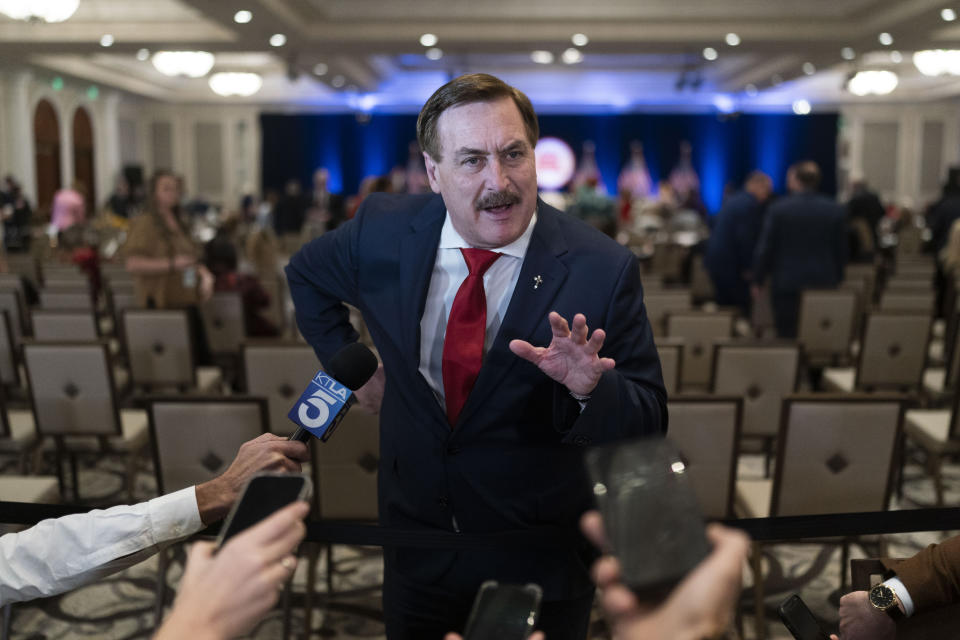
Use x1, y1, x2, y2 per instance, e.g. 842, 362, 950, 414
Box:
288, 342, 379, 443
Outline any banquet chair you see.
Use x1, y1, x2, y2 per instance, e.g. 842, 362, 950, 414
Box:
643, 290, 693, 337
242, 342, 321, 437
796, 289, 858, 367
655, 338, 683, 397
39, 288, 94, 312
666, 310, 735, 390
900, 374, 960, 506
31, 309, 99, 342
879, 290, 935, 314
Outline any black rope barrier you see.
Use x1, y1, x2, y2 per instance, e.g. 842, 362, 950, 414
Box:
3, 501, 959, 548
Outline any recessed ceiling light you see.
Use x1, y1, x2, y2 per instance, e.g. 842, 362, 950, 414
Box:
100, 34, 114, 47
571, 33, 589, 47
425, 47, 443, 60
802, 62, 816, 75
331, 75, 345, 88
879, 32, 893, 46
703, 47, 718, 61
725, 33, 741, 46
943, 8, 957, 21
234, 10, 252, 23
891, 50, 903, 63
793, 99, 811, 115
531, 50, 554, 64
561, 48, 583, 64
313, 63, 328, 76
269, 33, 286, 47
420, 33, 438, 47
745, 84, 758, 97
841, 47, 856, 60
136, 48, 150, 61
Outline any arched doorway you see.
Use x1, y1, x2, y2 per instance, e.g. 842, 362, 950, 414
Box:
33, 99, 61, 217
72, 107, 95, 214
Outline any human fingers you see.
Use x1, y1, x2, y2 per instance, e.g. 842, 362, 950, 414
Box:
586, 327, 606, 355
529, 633, 545, 640
548, 311, 571, 338
829, 635, 839, 640
267, 439, 311, 462
592, 555, 622, 588
231, 501, 309, 551
601, 584, 642, 617
570, 313, 589, 344
509, 339, 545, 364
443, 635, 463, 640
704, 524, 751, 565
579, 510, 608, 551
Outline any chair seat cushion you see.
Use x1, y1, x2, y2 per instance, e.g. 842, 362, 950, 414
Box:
41, 409, 149, 453
0, 475, 59, 503
197, 367, 223, 393
0, 410, 36, 452
929, 340, 944, 365
735, 478, 772, 519
905, 410, 960, 454
822, 368, 855, 392
923, 368, 946, 395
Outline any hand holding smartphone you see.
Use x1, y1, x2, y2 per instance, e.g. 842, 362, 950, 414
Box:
778, 594, 832, 640
463, 581, 542, 640
216, 472, 312, 549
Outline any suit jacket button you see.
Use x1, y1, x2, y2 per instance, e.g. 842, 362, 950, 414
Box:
573, 435, 589, 446
438, 496, 449, 509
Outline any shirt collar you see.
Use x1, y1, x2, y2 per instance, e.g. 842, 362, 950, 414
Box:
438, 210, 537, 259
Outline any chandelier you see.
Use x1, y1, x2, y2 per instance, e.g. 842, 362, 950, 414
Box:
152, 51, 215, 78
913, 50, 960, 76
0, 0, 79, 22
209, 72, 263, 97
847, 70, 898, 96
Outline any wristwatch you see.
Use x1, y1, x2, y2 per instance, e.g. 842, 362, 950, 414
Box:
868, 583, 904, 620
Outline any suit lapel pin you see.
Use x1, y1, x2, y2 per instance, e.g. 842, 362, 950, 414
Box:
533, 275, 543, 289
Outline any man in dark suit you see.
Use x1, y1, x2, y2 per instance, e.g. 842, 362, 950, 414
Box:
752, 161, 847, 338
286, 73, 666, 640
704, 171, 772, 315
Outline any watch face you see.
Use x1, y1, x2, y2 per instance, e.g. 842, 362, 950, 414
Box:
871, 584, 895, 610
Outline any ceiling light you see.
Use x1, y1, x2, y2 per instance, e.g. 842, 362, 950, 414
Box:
425, 47, 443, 60
531, 50, 554, 64
136, 48, 150, 61
703, 47, 718, 61
943, 8, 957, 21
890, 50, 903, 63
313, 63, 328, 76
209, 72, 262, 97
420, 33, 438, 47
803, 62, 816, 75
269, 33, 286, 47
571, 33, 589, 47
725, 33, 741, 46
878, 32, 893, 46
151, 51, 216, 78
331, 75, 346, 88
0, 0, 78, 22
234, 10, 252, 23
914, 49, 960, 75
561, 48, 583, 64
847, 70, 899, 96
792, 99, 811, 115
745, 83, 758, 97
713, 95, 735, 113
841, 47, 856, 60
100, 34, 114, 47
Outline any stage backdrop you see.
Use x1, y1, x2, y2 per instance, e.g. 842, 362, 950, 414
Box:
260, 111, 838, 214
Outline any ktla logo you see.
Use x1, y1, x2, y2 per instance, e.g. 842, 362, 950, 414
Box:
296, 372, 349, 430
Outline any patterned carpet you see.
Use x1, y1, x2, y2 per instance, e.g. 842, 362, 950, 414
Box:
3, 451, 959, 640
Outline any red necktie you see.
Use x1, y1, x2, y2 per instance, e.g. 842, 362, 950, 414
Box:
442, 248, 501, 426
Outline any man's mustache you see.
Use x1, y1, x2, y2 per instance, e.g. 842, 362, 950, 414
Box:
476, 190, 521, 210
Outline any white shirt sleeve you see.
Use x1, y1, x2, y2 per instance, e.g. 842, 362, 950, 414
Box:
0, 486, 203, 606
884, 576, 915, 617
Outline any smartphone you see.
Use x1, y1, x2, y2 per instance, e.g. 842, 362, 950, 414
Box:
777, 594, 831, 640
215, 472, 312, 548
463, 581, 542, 640
584, 436, 711, 601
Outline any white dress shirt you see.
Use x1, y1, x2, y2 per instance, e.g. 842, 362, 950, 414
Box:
885, 576, 916, 616
0, 486, 203, 605
418, 212, 537, 407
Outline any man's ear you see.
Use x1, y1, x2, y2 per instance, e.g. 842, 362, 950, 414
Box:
423, 152, 442, 194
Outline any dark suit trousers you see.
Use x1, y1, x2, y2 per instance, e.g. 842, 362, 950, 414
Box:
382, 551, 594, 640
771, 291, 800, 339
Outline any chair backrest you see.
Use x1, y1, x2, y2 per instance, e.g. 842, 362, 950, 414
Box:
311, 408, 380, 520
884, 276, 932, 292
242, 343, 321, 436
895, 261, 935, 278
643, 290, 693, 337
23, 342, 122, 437
0, 312, 19, 388
40, 288, 94, 311
0, 288, 27, 345
148, 396, 268, 494
42, 277, 90, 290
201, 292, 245, 355
856, 312, 931, 390
31, 310, 99, 342
123, 309, 197, 387
666, 311, 735, 388
797, 289, 858, 360
879, 290, 935, 313
655, 339, 683, 397
712, 343, 800, 438
770, 394, 905, 516
666, 396, 742, 519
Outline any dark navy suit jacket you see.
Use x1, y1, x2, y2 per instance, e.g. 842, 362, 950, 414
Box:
753, 191, 847, 293
704, 190, 764, 307
286, 192, 666, 599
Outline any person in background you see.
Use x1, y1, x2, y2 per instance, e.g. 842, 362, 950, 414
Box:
0, 175, 32, 253
50, 180, 86, 232
205, 233, 279, 337
846, 178, 885, 248
753, 161, 847, 338
704, 171, 773, 316
106, 174, 134, 220
273, 179, 310, 239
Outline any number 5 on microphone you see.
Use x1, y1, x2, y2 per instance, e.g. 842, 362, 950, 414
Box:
288, 370, 355, 441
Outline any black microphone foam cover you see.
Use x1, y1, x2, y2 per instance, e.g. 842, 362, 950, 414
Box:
328, 342, 378, 390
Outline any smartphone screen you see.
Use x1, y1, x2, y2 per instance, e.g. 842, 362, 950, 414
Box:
463, 581, 542, 640
777, 595, 831, 640
215, 473, 311, 548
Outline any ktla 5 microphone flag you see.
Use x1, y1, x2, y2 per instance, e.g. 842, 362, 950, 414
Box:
288, 370, 354, 440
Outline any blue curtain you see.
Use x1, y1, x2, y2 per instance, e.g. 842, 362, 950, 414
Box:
260, 111, 838, 215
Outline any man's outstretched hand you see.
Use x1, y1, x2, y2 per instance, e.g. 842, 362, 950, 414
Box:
509, 312, 615, 397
